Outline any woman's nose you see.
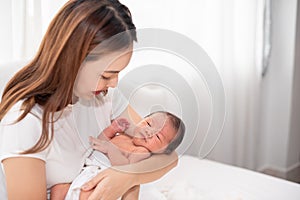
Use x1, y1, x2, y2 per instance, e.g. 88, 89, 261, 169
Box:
106, 77, 118, 88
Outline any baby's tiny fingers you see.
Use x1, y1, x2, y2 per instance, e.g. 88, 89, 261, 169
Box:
117, 118, 129, 125
89, 138, 102, 145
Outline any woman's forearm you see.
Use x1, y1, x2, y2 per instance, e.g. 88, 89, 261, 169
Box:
81, 152, 178, 200
135, 153, 178, 185
113, 151, 178, 185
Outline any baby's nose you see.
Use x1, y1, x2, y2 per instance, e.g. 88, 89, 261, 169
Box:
141, 128, 152, 137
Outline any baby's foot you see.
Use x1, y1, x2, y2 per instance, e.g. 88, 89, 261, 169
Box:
111, 118, 130, 132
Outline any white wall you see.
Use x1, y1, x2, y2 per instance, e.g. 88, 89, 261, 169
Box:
287, 0, 300, 170
259, 0, 298, 172
0, 1, 13, 63
0, 0, 68, 64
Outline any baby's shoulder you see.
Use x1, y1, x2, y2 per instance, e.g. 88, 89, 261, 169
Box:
112, 133, 131, 141
110, 134, 133, 150
128, 147, 151, 163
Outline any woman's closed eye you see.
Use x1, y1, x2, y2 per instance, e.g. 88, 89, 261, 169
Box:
101, 75, 110, 80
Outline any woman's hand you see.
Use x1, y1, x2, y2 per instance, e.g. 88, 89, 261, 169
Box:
81, 168, 136, 200
81, 152, 178, 200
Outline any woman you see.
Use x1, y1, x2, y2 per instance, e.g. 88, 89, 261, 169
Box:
0, 0, 177, 199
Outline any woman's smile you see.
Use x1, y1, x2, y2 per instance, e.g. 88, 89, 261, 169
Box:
92, 89, 107, 96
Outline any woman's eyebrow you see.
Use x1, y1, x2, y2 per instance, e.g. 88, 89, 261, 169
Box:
103, 70, 120, 73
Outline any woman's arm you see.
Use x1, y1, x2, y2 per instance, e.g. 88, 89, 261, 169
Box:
2, 157, 47, 200
115, 151, 178, 183
81, 151, 178, 200
121, 185, 140, 200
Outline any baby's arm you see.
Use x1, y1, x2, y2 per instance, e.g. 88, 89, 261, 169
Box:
90, 137, 130, 165
50, 183, 71, 200
98, 118, 130, 141
89, 137, 110, 154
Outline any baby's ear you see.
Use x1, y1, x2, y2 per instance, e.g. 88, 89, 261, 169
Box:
154, 147, 169, 155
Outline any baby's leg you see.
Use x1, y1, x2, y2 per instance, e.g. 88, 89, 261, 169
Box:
79, 189, 93, 200
121, 185, 140, 200
50, 183, 71, 200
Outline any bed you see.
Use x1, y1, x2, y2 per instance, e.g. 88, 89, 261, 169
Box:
140, 155, 300, 200
1, 155, 299, 200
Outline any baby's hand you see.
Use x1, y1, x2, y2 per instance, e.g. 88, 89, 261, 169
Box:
111, 118, 130, 132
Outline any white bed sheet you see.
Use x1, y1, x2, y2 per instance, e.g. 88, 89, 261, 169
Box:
141, 155, 300, 200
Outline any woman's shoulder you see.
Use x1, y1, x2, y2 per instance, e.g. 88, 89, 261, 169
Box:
1, 100, 42, 124
1, 99, 42, 129
0, 100, 45, 162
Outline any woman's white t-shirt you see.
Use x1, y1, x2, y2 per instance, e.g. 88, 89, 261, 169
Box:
0, 90, 127, 190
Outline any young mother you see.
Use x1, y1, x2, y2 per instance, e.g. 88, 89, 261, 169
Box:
0, 0, 177, 199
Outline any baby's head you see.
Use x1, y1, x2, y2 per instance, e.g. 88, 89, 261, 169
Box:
132, 111, 185, 154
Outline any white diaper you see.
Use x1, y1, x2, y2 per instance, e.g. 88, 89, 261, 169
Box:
65, 152, 110, 200
65, 165, 103, 200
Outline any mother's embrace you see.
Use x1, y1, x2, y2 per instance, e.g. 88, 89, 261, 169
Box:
0, 0, 177, 199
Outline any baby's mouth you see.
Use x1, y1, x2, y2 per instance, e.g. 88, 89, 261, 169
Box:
136, 132, 147, 142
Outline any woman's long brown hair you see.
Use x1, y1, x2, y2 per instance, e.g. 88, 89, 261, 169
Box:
0, 0, 136, 154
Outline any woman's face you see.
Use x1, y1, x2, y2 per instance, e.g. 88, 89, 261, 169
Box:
132, 113, 177, 153
74, 48, 133, 100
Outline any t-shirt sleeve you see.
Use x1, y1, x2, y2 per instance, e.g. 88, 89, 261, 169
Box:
0, 107, 47, 162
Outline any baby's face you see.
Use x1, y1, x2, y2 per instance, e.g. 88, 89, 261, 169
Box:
132, 113, 177, 153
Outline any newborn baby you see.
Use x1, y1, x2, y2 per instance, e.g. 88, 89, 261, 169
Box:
90, 111, 185, 165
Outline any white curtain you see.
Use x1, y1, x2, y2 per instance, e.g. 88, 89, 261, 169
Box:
0, 0, 67, 63
1, 0, 268, 170
122, 0, 267, 170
